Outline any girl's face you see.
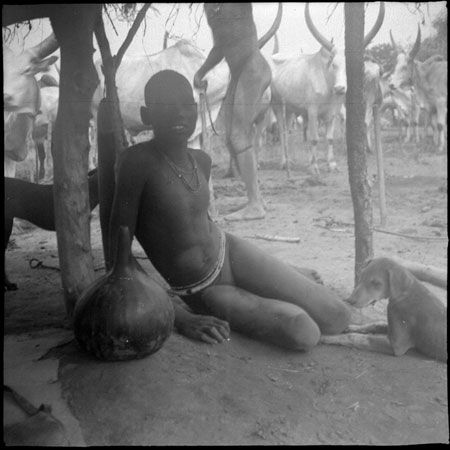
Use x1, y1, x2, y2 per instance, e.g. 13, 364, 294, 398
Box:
146, 80, 198, 144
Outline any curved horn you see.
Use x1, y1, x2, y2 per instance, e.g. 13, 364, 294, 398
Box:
305, 3, 333, 52
29, 32, 59, 59
389, 29, 398, 53
364, 2, 385, 47
409, 24, 421, 60
258, 2, 283, 50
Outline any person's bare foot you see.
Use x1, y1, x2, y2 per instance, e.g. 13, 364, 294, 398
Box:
224, 203, 265, 221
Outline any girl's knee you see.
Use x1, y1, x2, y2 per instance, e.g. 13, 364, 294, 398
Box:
285, 312, 321, 352
320, 301, 352, 335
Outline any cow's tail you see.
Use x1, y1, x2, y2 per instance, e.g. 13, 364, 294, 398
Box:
258, 3, 283, 50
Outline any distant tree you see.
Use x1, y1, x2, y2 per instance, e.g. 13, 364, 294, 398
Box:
366, 10, 447, 75
417, 12, 447, 61
366, 42, 397, 75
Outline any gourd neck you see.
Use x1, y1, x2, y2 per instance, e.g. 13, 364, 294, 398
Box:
113, 226, 135, 274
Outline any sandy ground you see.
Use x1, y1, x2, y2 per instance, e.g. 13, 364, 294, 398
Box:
4, 132, 448, 445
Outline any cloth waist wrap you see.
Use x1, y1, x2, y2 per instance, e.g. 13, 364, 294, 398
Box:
168, 229, 226, 297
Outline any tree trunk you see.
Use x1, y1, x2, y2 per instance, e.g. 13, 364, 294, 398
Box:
50, 4, 102, 318
345, 3, 374, 285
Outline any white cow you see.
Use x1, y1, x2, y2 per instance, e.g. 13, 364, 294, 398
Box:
4, 33, 59, 177
269, 2, 385, 174
390, 26, 447, 152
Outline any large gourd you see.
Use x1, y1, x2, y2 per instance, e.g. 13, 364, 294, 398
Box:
73, 226, 174, 361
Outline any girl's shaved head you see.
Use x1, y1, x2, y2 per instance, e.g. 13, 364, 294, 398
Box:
144, 70, 194, 106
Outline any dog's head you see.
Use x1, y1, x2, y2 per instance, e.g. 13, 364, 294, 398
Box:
346, 257, 414, 308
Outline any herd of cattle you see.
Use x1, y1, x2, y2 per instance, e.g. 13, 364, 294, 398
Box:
3, 3, 448, 183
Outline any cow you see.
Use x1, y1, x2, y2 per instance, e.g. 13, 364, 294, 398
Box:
380, 72, 423, 145
269, 2, 385, 175
3, 33, 59, 177
389, 26, 447, 152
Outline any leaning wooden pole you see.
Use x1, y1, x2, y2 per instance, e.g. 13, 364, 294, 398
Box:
345, 3, 374, 285
199, 87, 218, 218
94, 4, 150, 270
373, 104, 387, 226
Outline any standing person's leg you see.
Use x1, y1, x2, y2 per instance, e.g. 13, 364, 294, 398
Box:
224, 52, 270, 222
222, 233, 351, 335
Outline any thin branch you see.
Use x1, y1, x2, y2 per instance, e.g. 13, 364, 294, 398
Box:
104, 4, 119, 37
326, 3, 339, 24
115, 3, 152, 70
94, 13, 114, 77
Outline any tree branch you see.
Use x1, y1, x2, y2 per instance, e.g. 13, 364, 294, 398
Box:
114, 3, 152, 70
94, 12, 115, 76
2, 4, 54, 27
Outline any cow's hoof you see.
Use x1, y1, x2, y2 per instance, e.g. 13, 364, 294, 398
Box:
307, 164, 320, 177
328, 162, 340, 173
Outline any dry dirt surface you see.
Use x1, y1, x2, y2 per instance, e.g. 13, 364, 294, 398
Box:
4, 134, 448, 445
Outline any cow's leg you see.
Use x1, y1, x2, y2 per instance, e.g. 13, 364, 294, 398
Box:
43, 122, 54, 183
435, 100, 446, 153
365, 106, 373, 153
325, 116, 339, 172
88, 117, 98, 170
36, 142, 46, 181
307, 108, 320, 176
271, 100, 288, 170
412, 105, 421, 143
4, 157, 16, 178
252, 112, 267, 169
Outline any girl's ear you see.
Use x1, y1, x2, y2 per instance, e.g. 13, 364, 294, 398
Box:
140, 106, 152, 126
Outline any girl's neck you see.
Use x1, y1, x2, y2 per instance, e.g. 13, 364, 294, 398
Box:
153, 135, 189, 165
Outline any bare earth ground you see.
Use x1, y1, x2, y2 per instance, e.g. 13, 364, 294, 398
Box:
4, 131, 448, 445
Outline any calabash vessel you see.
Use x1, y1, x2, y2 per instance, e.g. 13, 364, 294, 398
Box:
73, 226, 174, 361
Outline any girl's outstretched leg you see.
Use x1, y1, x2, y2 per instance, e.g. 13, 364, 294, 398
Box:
200, 285, 321, 351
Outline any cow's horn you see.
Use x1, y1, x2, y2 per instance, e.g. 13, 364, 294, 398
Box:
305, 3, 333, 53
389, 29, 398, 53
258, 2, 283, 50
409, 24, 421, 60
29, 32, 59, 59
364, 2, 385, 47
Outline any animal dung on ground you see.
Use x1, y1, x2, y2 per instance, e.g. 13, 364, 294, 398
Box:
73, 226, 174, 361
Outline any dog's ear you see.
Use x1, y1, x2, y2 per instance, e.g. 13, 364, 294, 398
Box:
387, 266, 414, 299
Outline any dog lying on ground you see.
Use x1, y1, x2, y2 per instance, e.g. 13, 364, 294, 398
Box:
4, 168, 99, 291
320, 257, 447, 362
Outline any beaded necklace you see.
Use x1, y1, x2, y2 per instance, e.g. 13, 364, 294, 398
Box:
156, 148, 201, 192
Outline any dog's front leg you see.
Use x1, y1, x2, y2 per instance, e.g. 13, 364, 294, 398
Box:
320, 333, 393, 355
